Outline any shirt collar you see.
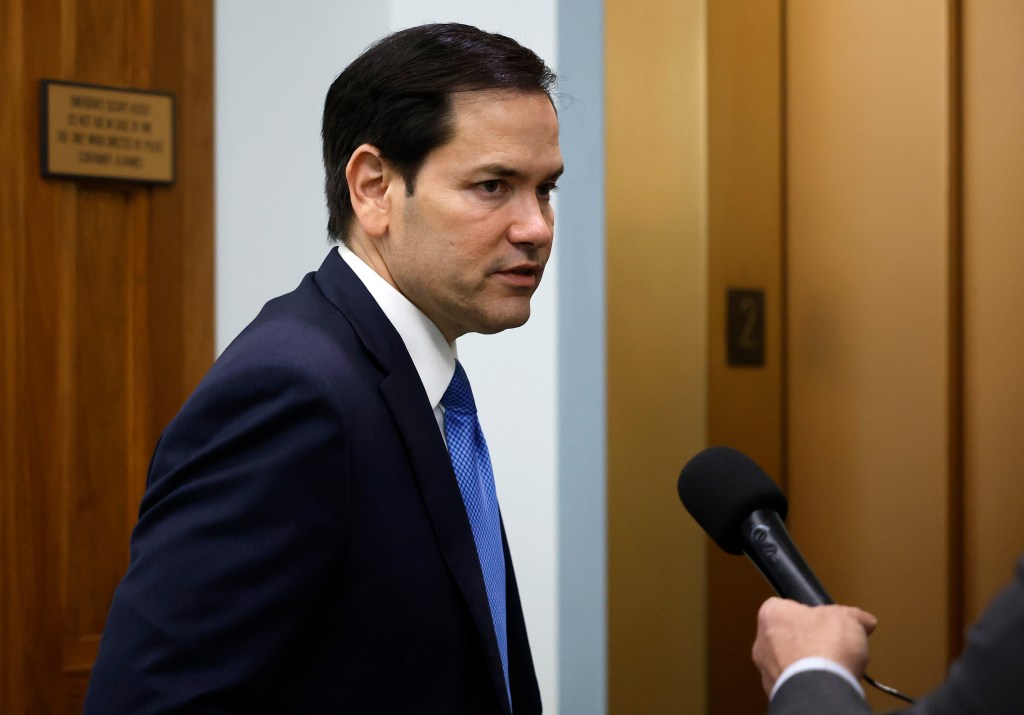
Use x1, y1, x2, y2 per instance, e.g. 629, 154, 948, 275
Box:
337, 243, 456, 409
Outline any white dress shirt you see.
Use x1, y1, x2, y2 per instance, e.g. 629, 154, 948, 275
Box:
337, 243, 456, 435
771, 656, 867, 701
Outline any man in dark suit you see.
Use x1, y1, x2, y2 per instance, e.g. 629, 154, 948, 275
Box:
84, 23, 563, 714
752, 557, 1024, 713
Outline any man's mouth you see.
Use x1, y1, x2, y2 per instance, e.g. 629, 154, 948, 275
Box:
499, 262, 541, 276
494, 263, 542, 287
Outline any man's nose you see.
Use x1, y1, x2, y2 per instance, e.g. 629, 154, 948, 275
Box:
508, 195, 554, 247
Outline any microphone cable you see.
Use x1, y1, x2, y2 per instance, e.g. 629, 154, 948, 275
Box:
864, 673, 915, 704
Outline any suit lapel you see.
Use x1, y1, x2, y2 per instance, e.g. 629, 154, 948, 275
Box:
380, 375, 513, 713
314, 250, 514, 714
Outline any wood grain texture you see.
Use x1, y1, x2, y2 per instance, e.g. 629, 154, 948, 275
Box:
0, 0, 213, 712
1, 0, 28, 708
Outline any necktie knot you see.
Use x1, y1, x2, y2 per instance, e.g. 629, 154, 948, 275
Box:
442, 361, 477, 415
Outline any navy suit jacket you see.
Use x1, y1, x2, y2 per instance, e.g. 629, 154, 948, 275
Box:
84, 250, 541, 714
769, 557, 1024, 715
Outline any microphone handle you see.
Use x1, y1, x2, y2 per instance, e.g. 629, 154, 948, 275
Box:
741, 511, 916, 704
741, 509, 832, 606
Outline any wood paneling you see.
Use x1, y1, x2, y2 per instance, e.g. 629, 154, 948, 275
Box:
612, 0, 1024, 710
0, 1, 212, 712
606, 1, 708, 713
706, 1, 785, 712
786, 2, 954, 705
962, 0, 1024, 624
702, 0, 1024, 710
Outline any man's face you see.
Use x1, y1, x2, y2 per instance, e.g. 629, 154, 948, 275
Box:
380, 90, 563, 343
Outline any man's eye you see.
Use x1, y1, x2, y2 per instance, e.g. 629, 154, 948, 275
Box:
538, 183, 559, 198
480, 180, 501, 193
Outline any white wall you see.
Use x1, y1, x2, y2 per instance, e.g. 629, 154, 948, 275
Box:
215, 2, 388, 345
215, 3, 603, 712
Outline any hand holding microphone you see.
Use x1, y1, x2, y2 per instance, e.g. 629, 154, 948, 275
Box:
752, 597, 878, 696
678, 446, 913, 704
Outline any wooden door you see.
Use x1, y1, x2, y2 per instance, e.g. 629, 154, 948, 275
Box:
0, 1, 212, 711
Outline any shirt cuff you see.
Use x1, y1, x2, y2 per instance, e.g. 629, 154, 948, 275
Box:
769, 657, 866, 701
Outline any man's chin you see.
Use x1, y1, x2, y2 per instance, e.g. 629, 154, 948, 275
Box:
471, 307, 532, 336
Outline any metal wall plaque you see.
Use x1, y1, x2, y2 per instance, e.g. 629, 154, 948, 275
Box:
40, 80, 175, 184
727, 288, 766, 367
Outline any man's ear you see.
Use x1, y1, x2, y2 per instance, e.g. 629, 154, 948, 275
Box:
345, 144, 398, 238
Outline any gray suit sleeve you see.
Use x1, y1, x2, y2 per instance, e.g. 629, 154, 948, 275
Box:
769, 670, 872, 715
906, 557, 1024, 714
768, 557, 1024, 715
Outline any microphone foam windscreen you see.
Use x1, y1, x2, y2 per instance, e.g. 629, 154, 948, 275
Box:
677, 446, 789, 555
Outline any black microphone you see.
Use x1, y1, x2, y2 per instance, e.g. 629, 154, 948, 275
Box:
677, 446, 832, 606
678, 446, 916, 704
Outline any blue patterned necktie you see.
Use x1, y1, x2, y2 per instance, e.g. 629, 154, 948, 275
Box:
442, 361, 510, 708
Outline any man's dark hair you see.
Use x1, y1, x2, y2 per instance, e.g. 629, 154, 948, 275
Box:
322, 23, 557, 241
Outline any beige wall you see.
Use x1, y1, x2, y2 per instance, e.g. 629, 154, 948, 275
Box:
605, 0, 708, 712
